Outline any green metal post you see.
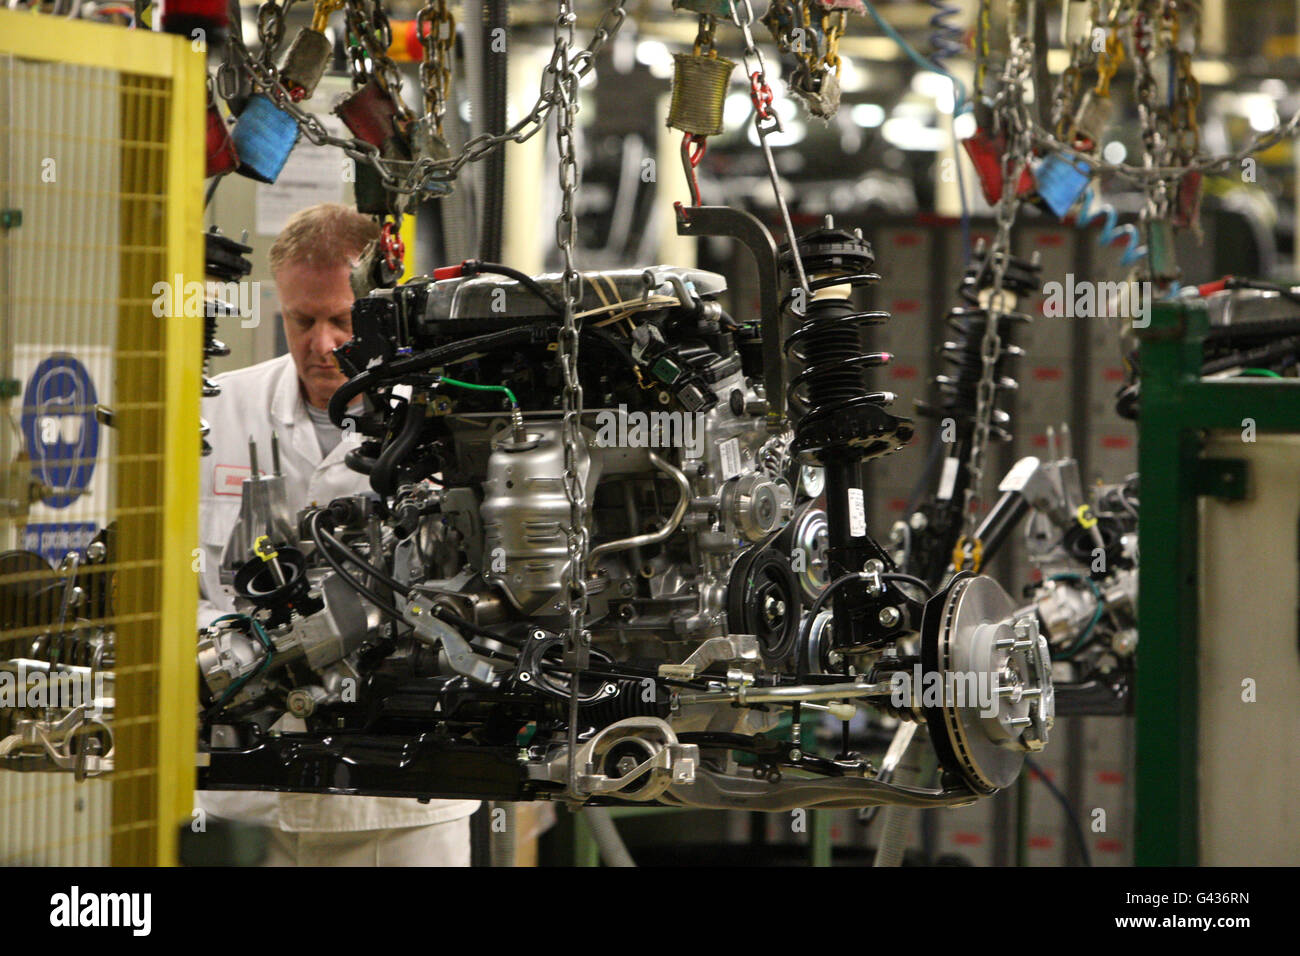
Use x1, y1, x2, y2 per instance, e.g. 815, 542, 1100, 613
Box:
1135, 301, 1206, 865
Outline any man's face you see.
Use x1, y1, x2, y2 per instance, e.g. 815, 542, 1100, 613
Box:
276, 259, 355, 410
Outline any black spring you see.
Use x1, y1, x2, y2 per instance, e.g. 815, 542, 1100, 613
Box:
917, 247, 1040, 441
784, 273, 893, 427
780, 220, 911, 460
925, 307, 1027, 442
203, 311, 228, 398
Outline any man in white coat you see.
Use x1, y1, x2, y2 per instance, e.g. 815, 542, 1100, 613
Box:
196, 203, 478, 866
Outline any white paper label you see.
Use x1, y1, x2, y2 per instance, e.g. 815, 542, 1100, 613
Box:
937, 456, 960, 501
848, 487, 866, 537
719, 438, 743, 480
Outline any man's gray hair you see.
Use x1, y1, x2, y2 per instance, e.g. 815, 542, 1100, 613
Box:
268, 203, 380, 276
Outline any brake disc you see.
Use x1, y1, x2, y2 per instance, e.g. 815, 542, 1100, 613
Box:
919, 573, 1055, 794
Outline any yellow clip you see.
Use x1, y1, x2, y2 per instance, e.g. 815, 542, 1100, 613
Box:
1095, 32, 1125, 97
953, 535, 983, 574
253, 535, 279, 563
311, 0, 346, 33
633, 367, 657, 391
1075, 505, 1098, 530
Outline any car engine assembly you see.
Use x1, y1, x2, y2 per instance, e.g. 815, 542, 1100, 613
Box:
191, 217, 1055, 811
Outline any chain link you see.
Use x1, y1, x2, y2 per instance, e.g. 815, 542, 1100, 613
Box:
962, 0, 1032, 556
731, 0, 809, 293
224, 0, 626, 199
417, 0, 455, 136
548, 0, 596, 797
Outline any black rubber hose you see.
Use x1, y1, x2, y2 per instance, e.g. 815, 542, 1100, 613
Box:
308, 511, 405, 620
479, 0, 508, 263
328, 324, 548, 428
344, 448, 377, 474
370, 400, 426, 499
463, 260, 563, 314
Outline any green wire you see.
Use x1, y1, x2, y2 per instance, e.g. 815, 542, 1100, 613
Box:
209, 613, 274, 707
1237, 368, 1283, 378
436, 376, 519, 407
1047, 573, 1105, 661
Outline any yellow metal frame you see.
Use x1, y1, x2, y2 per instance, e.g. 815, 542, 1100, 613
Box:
0, 9, 203, 865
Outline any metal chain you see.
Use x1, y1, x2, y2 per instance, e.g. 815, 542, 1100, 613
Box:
552, 0, 589, 797
1026, 0, 1294, 183
1132, 1, 1170, 282
223, 0, 626, 199
962, 0, 1032, 554
1050, 0, 1100, 139
731, 0, 809, 293
417, 0, 455, 136
692, 11, 718, 56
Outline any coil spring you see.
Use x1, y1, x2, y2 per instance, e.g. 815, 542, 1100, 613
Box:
203, 312, 225, 398
928, 0, 964, 73
927, 307, 1027, 442
916, 249, 1039, 439
784, 272, 894, 428
1076, 186, 1148, 267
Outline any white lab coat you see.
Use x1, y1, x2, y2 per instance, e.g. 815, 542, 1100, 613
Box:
196, 353, 478, 834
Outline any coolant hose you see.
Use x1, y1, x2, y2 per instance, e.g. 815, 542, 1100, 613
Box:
370, 399, 426, 498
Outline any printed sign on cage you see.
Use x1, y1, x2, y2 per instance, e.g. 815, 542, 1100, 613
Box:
13, 346, 115, 565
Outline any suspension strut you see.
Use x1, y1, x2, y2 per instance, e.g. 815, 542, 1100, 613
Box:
907, 245, 1040, 586
781, 217, 915, 652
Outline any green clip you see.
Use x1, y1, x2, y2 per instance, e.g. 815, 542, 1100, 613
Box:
1, 209, 21, 230
652, 357, 683, 384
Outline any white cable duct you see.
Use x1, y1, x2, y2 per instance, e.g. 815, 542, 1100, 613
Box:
581, 807, 636, 867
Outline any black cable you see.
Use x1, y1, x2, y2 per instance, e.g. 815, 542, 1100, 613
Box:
462, 260, 564, 315
327, 324, 549, 428
1024, 756, 1093, 867
796, 572, 862, 681
539, 663, 713, 692
317, 524, 410, 598
308, 511, 405, 620
313, 513, 520, 652
581, 324, 638, 369
370, 398, 426, 498
881, 573, 933, 596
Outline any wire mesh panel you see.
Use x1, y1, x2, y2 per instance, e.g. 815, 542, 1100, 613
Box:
0, 14, 203, 866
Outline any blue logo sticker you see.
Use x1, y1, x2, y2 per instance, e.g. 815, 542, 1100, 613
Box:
22, 522, 99, 566
21, 354, 100, 509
